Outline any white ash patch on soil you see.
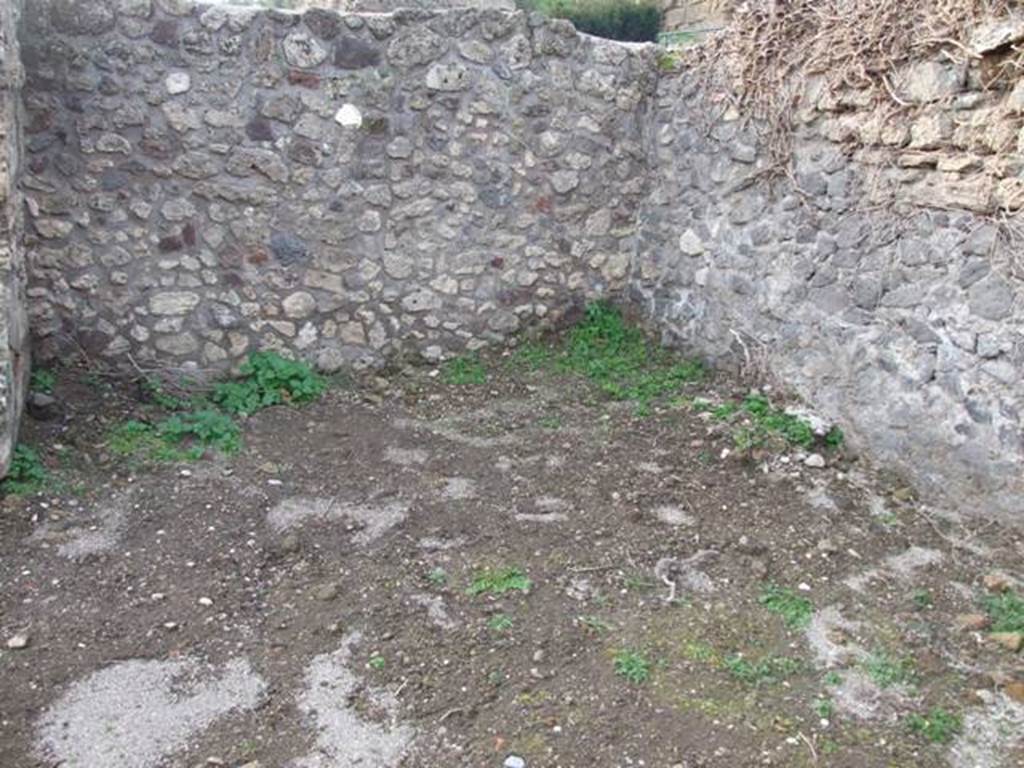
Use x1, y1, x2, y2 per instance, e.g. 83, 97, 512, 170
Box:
289, 632, 414, 768
534, 496, 569, 513
441, 477, 477, 501
267, 496, 408, 544
845, 545, 944, 592
417, 535, 466, 551
383, 446, 429, 466
393, 416, 517, 450
409, 593, 456, 630
831, 669, 916, 722
31, 495, 133, 559
36, 658, 265, 768
515, 512, 569, 523
652, 505, 694, 527
804, 605, 866, 669
949, 691, 1024, 768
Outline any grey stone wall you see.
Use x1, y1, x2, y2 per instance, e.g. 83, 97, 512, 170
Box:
20, 0, 655, 371
634, 72, 1023, 522
0, 0, 28, 474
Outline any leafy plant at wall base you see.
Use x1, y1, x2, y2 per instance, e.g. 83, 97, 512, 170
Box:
212, 351, 325, 416
30, 368, 56, 394
109, 411, 241, 461
1, 445, 48, 494
560, 301, 704, 406
443, 355, 487, 385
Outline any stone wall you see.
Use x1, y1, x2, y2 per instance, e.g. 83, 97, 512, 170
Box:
20, 0, 655, 372
0, 0, 28, 475
634, 65, 1024, 522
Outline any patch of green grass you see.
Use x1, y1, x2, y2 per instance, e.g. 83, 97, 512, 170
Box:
624, 574, 658, 592
824, 671, 843, 686
814, 698, 835, 719
824, 426, 845, 448
212, 351, 325, 416
427, 568, 447, 586
368, 654, 385, 670
759, 585, 814, 629
108, 409, 242, 462
741, 394, 815, 448
906, 708, 961, 744
578, 615, 612, 634
538, 415, 562, 430
30, 368, 56, 394
559, 302, 704, 408
488, 614, 514, 632
614, 649, 652, 684
1, 445, 49, 495
724, 654, 802, 686
140, 377, 197, 411
467, 567, 532, 596
912, 589, 934, 610
510, 341, 553, 371
864, 653, 917, 689
443, 354, 487, 386
982, 591, 1024, 633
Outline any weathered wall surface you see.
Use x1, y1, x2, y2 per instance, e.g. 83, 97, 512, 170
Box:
634, 68, 1024, 521
20, 0, 655, 371
0, 0, 28, 474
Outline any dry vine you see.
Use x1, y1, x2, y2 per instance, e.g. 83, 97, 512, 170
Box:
684, 0, 1020, 167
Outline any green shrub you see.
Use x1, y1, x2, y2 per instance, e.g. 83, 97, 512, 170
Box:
907, 708, 961, 744
2, 445, 49, 494
109, 410, 241, 462
30, 368, 56, 394
212, 351, 325, 416
533, 0, 662, 42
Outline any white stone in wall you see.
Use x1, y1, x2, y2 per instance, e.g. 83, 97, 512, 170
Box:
149, 292, 200, 316
334, 104, 362, 129
165, 72, 191, 95
679, 229, 704, 255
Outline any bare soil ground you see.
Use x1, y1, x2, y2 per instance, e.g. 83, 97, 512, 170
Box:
1, 332, 1023, 768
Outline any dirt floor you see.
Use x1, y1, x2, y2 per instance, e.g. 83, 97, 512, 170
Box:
1, 326, 1023, 768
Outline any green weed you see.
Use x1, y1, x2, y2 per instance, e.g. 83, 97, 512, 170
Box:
614, 649, 652, 684
578, 615, 612, 634
759, 585, 814, 629
538, 415, 562, 430
814, 698, 835, 719
510, 341, 553, 371
906, 708, 961, 744
559, 302, 704, 408
724, 654, 802, 686
427, 568, 447, 586
368, 654, 385, 670
864, 653, 917, 688
467, 567, 532, 596
824, 426, 845, 448
213, 351, 325, 416
140, 377, 196, 411
443, 354, 487, 386
30, 368, 56, 394
108, 410, 241, 462
824, 671, 843, 686
912, 589, 934, 610
488, 614, 514, 631
983, 591, 1024, 633
1, 445, 49, 495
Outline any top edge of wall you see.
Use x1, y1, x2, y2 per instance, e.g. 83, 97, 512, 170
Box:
26, 0, 663, 52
